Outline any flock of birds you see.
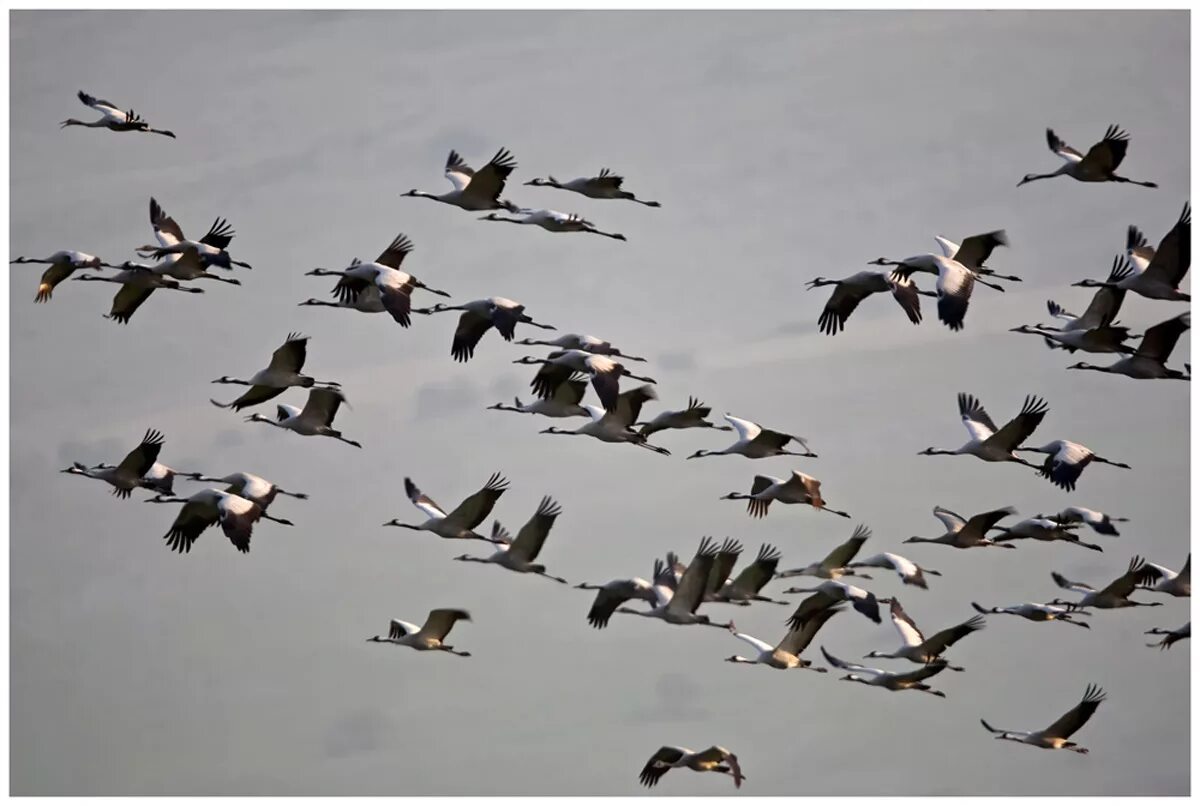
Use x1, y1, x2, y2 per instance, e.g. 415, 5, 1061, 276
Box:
18, 93, 1191, 791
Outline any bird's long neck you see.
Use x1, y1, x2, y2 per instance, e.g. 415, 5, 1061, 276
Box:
727, 656, 756, 664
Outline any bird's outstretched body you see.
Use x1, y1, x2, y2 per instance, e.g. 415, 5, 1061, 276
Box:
980, 684, 1107, 752
638, 745, 743, 790
61, 90, 175, 137
525, 168, 661, 206
919, 392, 1048, 469
384, 473, 510, 542
366, 609, 473, 656
1019, 125, 1156, 187
481, 208, 626, 241
403, 148, 521, 212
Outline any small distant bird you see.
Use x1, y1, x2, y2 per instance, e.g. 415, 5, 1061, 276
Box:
11, 251, 114, 302
72, 262, 206, 324
806, 271, 931, 335
525, 168, 661, 206
61, 429, 166, 499
971, 601, 1091, 629
723, 607, 840, 670
244, 387, 361, 448
635, 397, 732, 438
135, 197, 251, 269
60, 90, 175, 138
1067, 312, 1190, 380
989, 516, 1103, 553
720, 471, 850, 519
903, 505, 1018, 549
1136, 554, 1190, 598
687, 414, 816, 460
1146, 622, 1189, 650
981, 684, 1107, 753
1016, 439, 1131, 492
638, 746, 743, 790
515, 333, 646, 361
1049, 556, 1165, 609
865, 598, 986, 671
303, 234, 451, 327
384, 473, 509, 542
1018, 125, 1156, 187
145, 487, 291, 554
211, 333, 340, 412
919, 393, 1048, 468
402, 148, 520, 212
783, 579, 887, 625
415, 298, 556, 362
1044, 506, 1128, 536
481, 208, 626, 241
775, 524, 875, 581
846, 552, 941, 589
488, 373, 590, 419
819, 646, 949, 697
366, 609, 473, 656
452, 498, 569, 585
515, 350, 656, 413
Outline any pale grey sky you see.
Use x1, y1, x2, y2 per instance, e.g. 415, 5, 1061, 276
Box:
10, 10, 1189, 796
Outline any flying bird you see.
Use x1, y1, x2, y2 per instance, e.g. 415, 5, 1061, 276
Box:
1146, 622, 1189, 650
846, 553, 941, 589
452, 498, 569, 584
903, 505, 1019, 549
989, 516, 1103, 553
636, 397, 732, 437
783, 579, 887, 625
971, 601, 1091, 629
384, 473, 509, 542
687, 414, 816, 460
402, 148, 521, 212
981, 684, 1107, 753
515, 350, 656, 413
416, 298, 556, 362
244, 387, 360, 448
135, 197, 251, 269
1067, 312, 1190, 380
775, 524, 875, 580
864, 598, 986, 671
869, 253, 1007, 331
72, 262, 205, 324
1049, 556, 1165, 609
720, 471, 850, 519
488, 373, 590, 419
919, 393, 1048, 468
638, 746, 743, 790
1044, 506, 1128, 536
515, 333, 646, 361
211, 333, 340, 412
60, 429, 167, 499
366, 609, 472, 656
819, 646, 950, 697
60, 90, 175, 137
481, 208, 626, 241
145, 487, 291, 553
525, 168, 661, 206
1018, 125, 1156, 187
1016, 439, 1131, 492
11, 251, 115, 302
723, 607, 840, 670
805, 270, 930, 335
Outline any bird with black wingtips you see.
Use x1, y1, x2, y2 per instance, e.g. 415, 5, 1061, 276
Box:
1019, 124, 1156, 187
981, 684, 1107, 752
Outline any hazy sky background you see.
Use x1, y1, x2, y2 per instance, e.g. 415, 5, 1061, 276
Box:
9, 10, 1190, 796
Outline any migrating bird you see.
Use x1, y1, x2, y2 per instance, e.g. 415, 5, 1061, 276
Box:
71, 263, 205, 324
720, 471, 850, 519
1044, 506, 1128, 537
515, 350, 656, 413
805, 270, 929, 335
366, 609, 472, 657
705, 543, 788, 606
869, 253, 1006, 332
146, 487, 291, 554
613, 538, 731, 629
638, 746, 743, 790
903, 505, 1019, 549
60, 90, 175, 138
11, 251, 113, 302
1015, 439, 1131, 492
971, 601, 1091, 629
865, 598, 986, 672
402, 148, 520, 212
776, 524, 875, 581
989, 516, 1103, 553
384, 473, 509, 542
819, 646, 949, 698
452, 498, 569, 585
488, 373, 589, 419
539, 403, 672, 455
932, 230, 1021, 282
180, 471, 307, 513
136, 197, 251, 269
783, 579, 887, 625
1146, 622, 1189, 650
1073, 206, 1190, 302
1009, 323, 1135, 356
524, 168, 661, 206
1043, 255, 1132, 332
303, 234, 451, 327
577, 565, 664, 630
846, 552, 941, 589
298, 286, 385, 313
635, 397, 732, 438
723, 607, 840, 671
211, 333, 340, 412
687, 414, 816, 460
515, 333, 646, 362
1049, 556, 1165, 609
1106, 203, 1190, 300
244, 387, 360, 448
481, 209, 626, 241
1018, 125, 1156, 187
981, 684, 1107, 753
416, 298, 556, 362
919, 393, 1048, 468
61, 429, 167, 499
1136, 554, 1190, 598
1067, 312, 1191, 380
